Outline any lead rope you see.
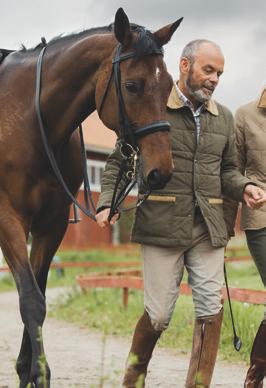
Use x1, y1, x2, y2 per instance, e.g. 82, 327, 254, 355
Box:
224, 262, 242, 351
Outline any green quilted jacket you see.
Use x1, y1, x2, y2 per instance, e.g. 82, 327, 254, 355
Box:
97, 86, 252, 248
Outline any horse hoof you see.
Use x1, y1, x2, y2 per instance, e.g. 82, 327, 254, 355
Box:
19, 378, 32, 388
33, 376, 50, 388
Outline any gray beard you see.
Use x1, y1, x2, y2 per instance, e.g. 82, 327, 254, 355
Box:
185, 78, 212, 104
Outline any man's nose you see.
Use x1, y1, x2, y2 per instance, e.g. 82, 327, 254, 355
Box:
209, 73, 219, 84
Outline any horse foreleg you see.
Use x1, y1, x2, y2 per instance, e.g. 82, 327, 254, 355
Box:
0, 213, 49, 388
16, 327, 32, 387
19, 266, 49, 388
16, 209, 70, 387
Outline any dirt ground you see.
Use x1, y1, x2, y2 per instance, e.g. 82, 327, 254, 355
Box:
0, 288, 248, 387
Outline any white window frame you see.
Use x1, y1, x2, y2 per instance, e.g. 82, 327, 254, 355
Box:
85, 159, 106, 193
81, 158, 138, 196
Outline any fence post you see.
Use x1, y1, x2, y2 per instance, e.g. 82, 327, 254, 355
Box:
123, 287, 129, 308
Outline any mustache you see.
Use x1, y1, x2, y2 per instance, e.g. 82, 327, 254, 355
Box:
203, 83, 215, 91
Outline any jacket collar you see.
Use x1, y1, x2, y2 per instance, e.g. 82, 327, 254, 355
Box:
258, 88, 266, 108
167, 84, 219, 116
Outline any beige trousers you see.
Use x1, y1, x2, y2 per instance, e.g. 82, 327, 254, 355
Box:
141, 213, 225, 331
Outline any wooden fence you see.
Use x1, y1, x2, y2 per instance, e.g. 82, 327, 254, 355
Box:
1, 253, 265, 308
76, 269, 266, 308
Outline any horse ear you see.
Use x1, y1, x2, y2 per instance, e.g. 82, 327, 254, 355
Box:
114, 8, 132, 46
153, 17, 183, 46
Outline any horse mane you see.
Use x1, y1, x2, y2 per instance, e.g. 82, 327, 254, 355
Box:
19, 23, 163, 56
130, 24, 163, 57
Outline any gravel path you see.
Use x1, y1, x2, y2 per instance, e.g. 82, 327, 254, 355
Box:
0, 288, 248, 387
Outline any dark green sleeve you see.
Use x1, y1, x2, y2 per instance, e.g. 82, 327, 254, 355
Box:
97, 141, 128, 210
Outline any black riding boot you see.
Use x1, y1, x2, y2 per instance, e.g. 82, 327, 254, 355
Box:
244, 319, 266, 388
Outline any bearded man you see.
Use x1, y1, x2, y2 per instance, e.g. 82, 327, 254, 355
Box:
96, 39, 266, 387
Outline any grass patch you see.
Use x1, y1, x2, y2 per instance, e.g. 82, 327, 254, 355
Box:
50, 287, 143, 336
221, 301, 263, 362
49, 285, 264, 363
226, 262, 264, 290
1, 247, 265, 363
58, 247, 141, 263
0, 273, 15, 291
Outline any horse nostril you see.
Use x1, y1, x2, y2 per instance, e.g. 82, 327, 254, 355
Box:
147, 169, 172, 190
147, 169, 160, 188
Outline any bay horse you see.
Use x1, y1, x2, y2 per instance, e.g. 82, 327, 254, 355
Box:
0, 8, 182, 387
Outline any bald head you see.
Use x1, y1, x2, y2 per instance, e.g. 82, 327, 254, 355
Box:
181, 39, 224, 64
178, 39, 224, 108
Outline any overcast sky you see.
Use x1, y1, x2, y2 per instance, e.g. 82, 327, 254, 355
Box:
1, 0, 265, 112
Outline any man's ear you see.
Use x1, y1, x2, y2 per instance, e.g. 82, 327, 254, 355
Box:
180, 57, 191, 75
114, 7, 132, 46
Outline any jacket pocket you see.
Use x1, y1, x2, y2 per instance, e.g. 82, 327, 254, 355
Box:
133, 196, 176, 238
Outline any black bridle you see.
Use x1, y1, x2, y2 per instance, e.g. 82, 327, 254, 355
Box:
98, 43, 170, 146
35, 38, 170, 223
98, 43, 171, 221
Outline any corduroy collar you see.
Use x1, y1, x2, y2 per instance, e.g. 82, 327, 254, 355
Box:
167, 84, 219, 116
258, 88, 266, 108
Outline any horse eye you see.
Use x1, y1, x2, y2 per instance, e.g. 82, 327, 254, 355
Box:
125, 81, 140, 94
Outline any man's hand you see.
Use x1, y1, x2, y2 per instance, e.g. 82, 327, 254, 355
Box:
96, 208, 120, 228
243, 184, 266, 209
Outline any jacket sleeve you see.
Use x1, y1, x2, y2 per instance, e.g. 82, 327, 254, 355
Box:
235, 108, 247, 174
221, 109, 250, 236
221, 109, 252, 201
97, 141, 128, 210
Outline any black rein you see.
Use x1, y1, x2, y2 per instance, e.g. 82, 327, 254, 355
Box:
35, 39, 170, 223
35, 46, 96, 221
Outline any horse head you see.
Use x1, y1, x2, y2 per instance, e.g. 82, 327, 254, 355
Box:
95, 8, 183, 190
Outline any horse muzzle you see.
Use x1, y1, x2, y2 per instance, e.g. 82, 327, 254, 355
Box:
147, 169, 172, 190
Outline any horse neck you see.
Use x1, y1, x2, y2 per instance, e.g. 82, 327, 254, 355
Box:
41, 33, 116, 146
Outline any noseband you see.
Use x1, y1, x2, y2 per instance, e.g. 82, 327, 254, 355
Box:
98, 42, 171, 220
